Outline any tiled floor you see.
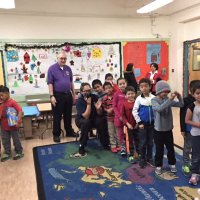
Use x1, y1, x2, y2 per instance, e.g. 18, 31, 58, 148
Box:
0, 107, 183, 200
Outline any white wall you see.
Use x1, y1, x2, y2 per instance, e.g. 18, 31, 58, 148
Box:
0, 6, 200, 93
169, 5, 200, 93
0, 14, 170, 40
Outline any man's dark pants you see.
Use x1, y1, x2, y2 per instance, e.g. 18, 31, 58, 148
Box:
52, 92, 73, 137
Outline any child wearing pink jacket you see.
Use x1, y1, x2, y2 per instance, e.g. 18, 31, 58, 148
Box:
113, 77, 127, 156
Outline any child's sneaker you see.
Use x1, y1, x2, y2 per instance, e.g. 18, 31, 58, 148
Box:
127, 156, 136, 164
70, 151, 87, 158
111, 147, 118, 153
139, 159, 147, 168
155, 167, 162, 175
189, 174, 199, 186
182, 165, 191, 177
70, 146, 87, 158
169, 165, 177, 173
1, 153, 11, 162
120, 148, 126, 157
13, 153, 24, 160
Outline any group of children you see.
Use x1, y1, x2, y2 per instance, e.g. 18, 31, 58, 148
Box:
0, 72, 199, 186
91, 73, 200, 186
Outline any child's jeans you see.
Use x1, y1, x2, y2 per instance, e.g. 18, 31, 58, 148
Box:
183, 132, 192, 166
1, 129, 23, 155
107, 121, 120, 148
138, 124, 154, 161
191, 135, 200, 174
125, 127, 139, 156
116, 126, 124, 145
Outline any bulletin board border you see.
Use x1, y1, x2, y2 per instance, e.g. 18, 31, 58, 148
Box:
0, 50, 6, 86
4, 41, 123, 95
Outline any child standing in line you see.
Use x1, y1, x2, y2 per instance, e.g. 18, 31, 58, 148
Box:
92, 79, 105, 98
151, 80, 184, 175
185, 82, 200, 185
113, 77, 127, 156
132, 78, 155, 168
121, 86, 139, 163
105, 73, 119, 93
102, 82, 120, 153
91, 79, 107, 138
180, 80, 200, 176
0, 86, 24, 162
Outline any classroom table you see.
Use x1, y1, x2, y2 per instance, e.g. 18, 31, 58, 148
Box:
26, 94, 50, 106
22, 106, 40, 138
36, 103, 52, 139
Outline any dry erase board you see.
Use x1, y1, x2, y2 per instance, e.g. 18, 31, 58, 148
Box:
5, 42, 122, 95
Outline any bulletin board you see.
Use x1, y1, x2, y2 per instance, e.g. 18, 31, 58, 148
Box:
5, 42, 122, 95
0, 50, 6, 85
123, 41, 169, 81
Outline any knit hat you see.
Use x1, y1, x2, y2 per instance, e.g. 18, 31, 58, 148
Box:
155, 80, 170, 95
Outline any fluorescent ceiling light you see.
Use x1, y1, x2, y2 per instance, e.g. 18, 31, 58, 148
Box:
137, 0, 173, 14
0, 0, 15, 9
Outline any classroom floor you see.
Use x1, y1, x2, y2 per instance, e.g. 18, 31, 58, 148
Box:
0, 107, 183, 200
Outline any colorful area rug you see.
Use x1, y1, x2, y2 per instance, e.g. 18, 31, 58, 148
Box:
33, 140, 200, 200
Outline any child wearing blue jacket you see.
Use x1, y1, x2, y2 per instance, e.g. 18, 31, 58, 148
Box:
132, 78, 155, 168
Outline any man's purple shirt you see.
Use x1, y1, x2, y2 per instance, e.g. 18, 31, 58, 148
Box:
47, 63, 73, 92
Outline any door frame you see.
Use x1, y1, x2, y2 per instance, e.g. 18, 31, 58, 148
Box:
183, 38, 200, 97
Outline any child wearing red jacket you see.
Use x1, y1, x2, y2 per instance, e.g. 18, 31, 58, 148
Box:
121, 86, 139, 163
0, 86, 23, 162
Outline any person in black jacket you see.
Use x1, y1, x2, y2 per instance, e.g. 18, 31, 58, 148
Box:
124, 63, 138, 93
180, 80, 200, 176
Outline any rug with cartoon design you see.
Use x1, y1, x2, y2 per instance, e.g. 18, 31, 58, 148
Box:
33, 140, 200, 200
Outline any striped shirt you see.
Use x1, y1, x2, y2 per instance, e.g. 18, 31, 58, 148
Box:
102, 95, 114, 122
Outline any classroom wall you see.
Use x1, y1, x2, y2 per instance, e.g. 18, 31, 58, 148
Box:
0, 4, 200, 94
169, 4, 200, 93
0, 14, 170, 39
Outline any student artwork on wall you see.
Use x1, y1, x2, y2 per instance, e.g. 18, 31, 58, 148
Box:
123, 41, 169, 81
147, 44, 161, 64
0, 50, 6, 85
5, 42, 122, 95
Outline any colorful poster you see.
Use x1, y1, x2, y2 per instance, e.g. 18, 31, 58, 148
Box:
146, 44, 161, 64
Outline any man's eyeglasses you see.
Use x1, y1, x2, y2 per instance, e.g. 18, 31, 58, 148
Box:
60, 57, 67, 60
82, 89, 91, 93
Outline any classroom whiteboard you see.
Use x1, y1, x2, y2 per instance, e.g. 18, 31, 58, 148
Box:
5, 42, 122, 95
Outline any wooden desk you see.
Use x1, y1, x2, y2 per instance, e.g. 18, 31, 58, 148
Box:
37, 103, 52, 139
22, 106, 40, 138
37, 103, 51, 112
